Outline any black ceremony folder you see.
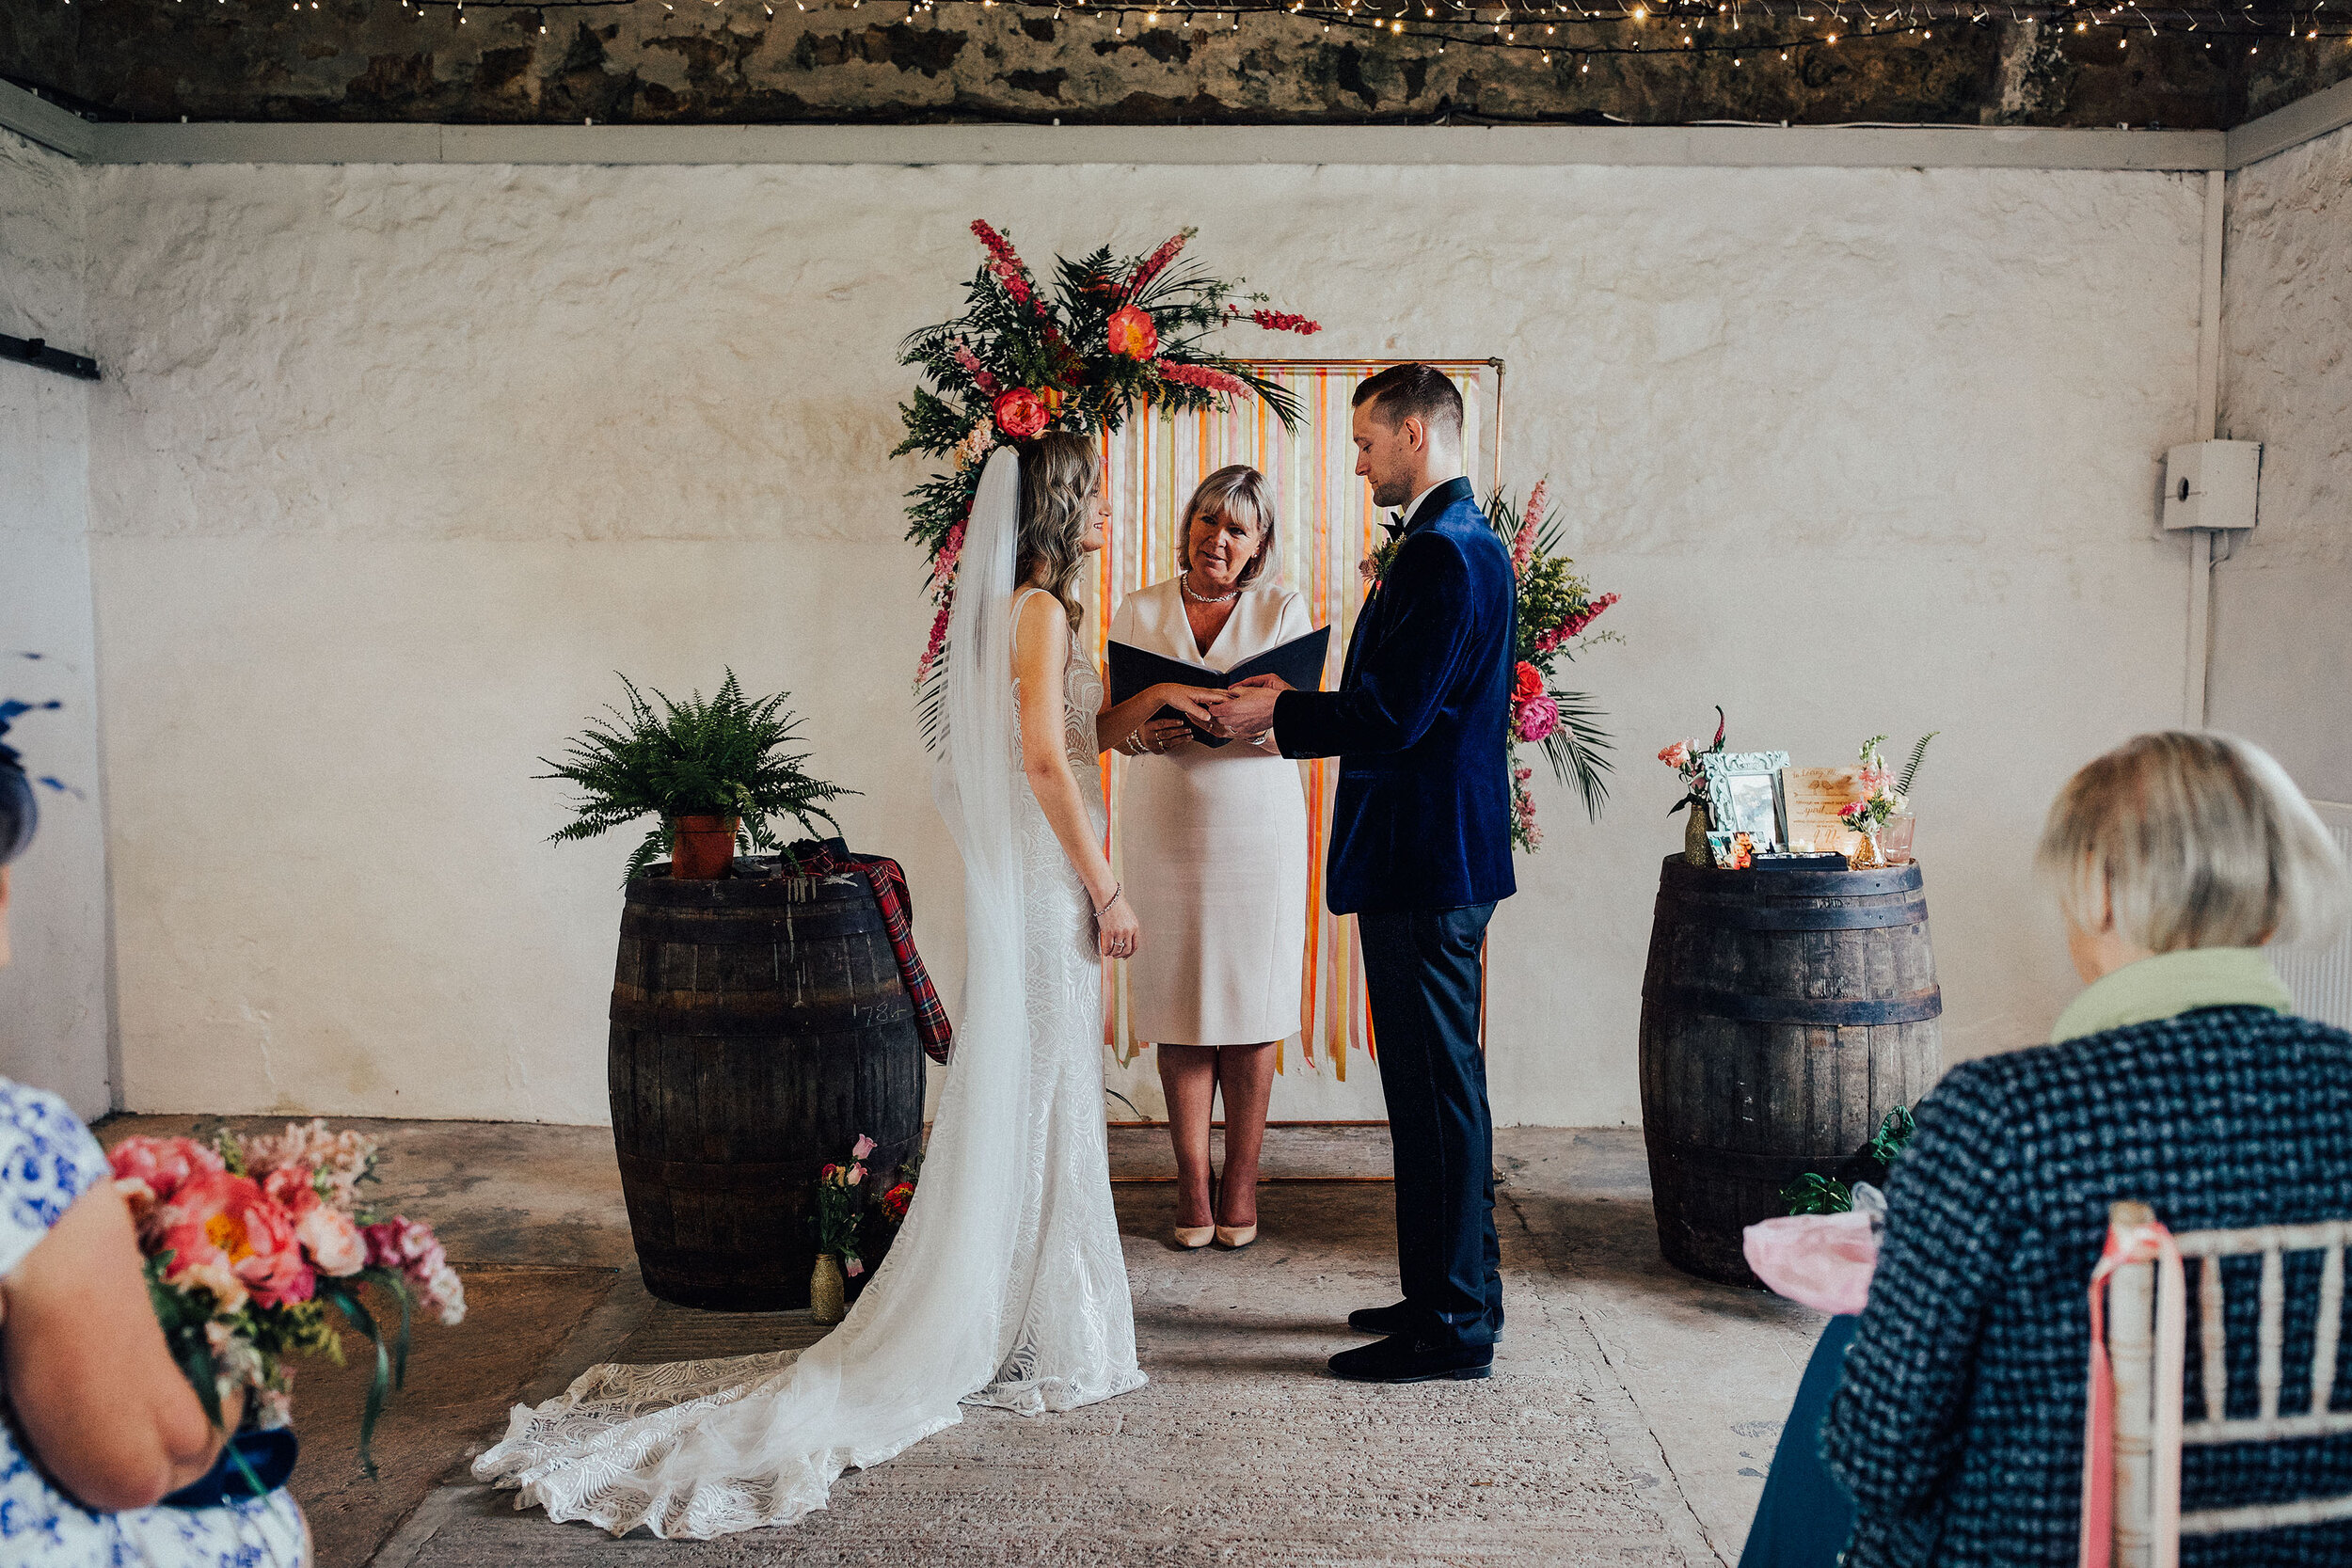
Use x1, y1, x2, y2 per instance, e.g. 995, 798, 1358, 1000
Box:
1106, 626, 1331, 749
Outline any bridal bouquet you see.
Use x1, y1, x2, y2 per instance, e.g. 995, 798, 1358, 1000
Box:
1488, 480, 1619, 849
112, 1119, 466, 1475
897, 220, 1321, 735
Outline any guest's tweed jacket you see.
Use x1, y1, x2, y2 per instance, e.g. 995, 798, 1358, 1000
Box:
1822, 1005, 2352, 1567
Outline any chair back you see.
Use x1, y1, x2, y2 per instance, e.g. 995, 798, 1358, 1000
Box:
2090, 1200, 2352, 1567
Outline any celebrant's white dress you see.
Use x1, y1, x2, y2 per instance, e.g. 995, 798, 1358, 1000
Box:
1109, 579, 1311, 1047
472, 460, 1143, 1541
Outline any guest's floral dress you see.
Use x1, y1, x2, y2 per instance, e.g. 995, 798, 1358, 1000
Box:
0, 1078, 311, 1566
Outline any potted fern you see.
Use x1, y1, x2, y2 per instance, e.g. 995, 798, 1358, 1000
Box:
539, 672, 852, 881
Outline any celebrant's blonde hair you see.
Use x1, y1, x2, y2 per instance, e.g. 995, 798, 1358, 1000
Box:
1178, 466, 1278, 588
2036, 731, 2348, 953
1015, 434, 1097, 631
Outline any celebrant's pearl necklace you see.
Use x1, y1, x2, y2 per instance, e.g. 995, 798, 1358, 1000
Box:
1180, 571, 1239, 605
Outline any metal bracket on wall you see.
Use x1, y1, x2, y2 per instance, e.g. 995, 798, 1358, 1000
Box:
0, 333, 100, 382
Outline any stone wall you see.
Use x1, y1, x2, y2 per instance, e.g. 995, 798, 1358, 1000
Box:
71, 156, 2206, 1126
0, 129, 111, 1121
7, 2, 2337, 130
2211, 121, 2352, 805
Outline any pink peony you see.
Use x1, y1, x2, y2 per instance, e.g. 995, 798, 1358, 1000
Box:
993, 387, 1050, 441
154, 1168, 316, 1310
1659, 738, 1692, 770
263, 1167, 368, 1278
111, 1135, 228, 1221
1514, 694, 1561, 744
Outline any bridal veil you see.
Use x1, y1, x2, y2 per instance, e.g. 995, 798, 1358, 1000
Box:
471, 447, 1054, 1538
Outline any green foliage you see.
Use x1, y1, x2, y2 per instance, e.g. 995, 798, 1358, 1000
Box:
319, 1269, 412, 1480
538, 671, 853, 884
1779, 1105, 1918, 1216
1781, 1172, 1855, 1215
1897, 732, 1940, 798
145, 1251, 227, 1430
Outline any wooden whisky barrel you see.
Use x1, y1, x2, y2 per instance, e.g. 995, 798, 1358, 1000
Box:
1638, 855, 1943, 1288
609, 854, 926, 1310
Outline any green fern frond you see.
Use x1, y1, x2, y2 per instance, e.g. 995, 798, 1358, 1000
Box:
1897, 733, 1940, 798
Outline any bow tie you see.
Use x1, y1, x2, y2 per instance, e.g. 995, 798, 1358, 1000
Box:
1380, 512, 1405, 542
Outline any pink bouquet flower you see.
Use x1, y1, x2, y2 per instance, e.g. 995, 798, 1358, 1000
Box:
111, 1121, 465, 1475
1514, 693, 1561, 744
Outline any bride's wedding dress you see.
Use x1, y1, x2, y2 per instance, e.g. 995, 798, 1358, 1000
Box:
472, 450, 1144, 1539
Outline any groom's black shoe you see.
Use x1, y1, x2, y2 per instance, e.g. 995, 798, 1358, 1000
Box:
1327, 1335, 1493, 1384
1348, 1300, 1505, 1338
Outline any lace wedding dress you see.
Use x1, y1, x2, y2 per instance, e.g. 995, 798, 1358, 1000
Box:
472, 451, 1144, 1539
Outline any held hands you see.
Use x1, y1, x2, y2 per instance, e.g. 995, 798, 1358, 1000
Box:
1209, 674, 1291, 741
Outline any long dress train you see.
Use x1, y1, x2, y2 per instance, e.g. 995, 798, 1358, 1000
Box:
471, 455, 1143, 1540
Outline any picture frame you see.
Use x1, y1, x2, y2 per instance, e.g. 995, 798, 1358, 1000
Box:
1701, 751, 1791, 851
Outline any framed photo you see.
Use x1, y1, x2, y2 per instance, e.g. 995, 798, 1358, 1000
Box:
1702, 751, 1791, 851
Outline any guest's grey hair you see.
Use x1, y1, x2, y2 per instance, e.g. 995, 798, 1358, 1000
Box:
2036, 731, 2349, 953
1177, 466, 1278, 588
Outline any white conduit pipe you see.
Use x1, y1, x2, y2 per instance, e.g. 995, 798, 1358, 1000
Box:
2185, 167, 2225, 730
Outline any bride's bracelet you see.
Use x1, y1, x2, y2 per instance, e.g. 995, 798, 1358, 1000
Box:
1092, 883, 1123, 919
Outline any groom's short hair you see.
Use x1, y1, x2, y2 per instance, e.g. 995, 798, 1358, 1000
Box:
1352, 363, 1464, 448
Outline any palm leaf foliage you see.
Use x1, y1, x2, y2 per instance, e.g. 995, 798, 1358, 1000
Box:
539, 672, 852, 884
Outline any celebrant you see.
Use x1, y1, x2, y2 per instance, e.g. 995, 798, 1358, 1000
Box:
1107, 465, 1312, 1254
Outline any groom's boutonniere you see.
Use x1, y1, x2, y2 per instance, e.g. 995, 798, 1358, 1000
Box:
1357, 514, 1405, 589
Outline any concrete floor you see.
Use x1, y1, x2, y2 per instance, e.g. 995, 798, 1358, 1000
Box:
100, 1117, 1824, 1566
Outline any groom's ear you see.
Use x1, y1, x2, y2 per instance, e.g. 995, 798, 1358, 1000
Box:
1397, 413, 1428, 453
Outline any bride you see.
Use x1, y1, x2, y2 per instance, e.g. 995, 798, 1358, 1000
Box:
474, 435, 1216, 1539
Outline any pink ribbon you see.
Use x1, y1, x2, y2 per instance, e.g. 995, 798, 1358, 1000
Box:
2080, 1217, 2186, 1568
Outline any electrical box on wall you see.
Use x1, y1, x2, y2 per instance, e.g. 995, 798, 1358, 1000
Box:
2162, 439, 2262, 531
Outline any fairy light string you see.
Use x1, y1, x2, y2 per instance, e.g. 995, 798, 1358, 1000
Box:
79, 0, 2352, 61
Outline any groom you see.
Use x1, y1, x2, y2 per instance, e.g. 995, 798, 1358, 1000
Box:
1211, 363, 1516, 1384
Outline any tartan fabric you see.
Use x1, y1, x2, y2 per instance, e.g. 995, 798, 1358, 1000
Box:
789, 843, 953, 1065
1822, 1006, 2352, 1567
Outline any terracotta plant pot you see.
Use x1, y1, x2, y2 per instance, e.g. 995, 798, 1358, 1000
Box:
809, 1254, 848, 1325
670, 815, 739, 879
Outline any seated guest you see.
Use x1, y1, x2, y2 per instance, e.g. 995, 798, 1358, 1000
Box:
1816, 731, 2351, 1567
0, 723, 312, 1564
1106, 465, 1311, 1251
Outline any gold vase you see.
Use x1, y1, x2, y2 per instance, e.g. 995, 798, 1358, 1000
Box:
809, 1254, 848, 1325
1683, 804, 1712, 867
1849, 831, 1886, 870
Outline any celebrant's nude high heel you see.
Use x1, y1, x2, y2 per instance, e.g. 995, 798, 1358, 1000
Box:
1213, 1223, 1257, 1250
1172, 1224, 1216, 1249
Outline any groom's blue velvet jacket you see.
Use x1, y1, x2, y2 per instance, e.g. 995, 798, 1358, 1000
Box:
1272, 475, 1518, 915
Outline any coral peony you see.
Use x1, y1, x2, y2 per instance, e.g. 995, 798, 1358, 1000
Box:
1514, 694, 1561, 744
993, 387, 1050, 441
1659, 739, 1692, 769
1512, 661, 1545, 704
156, 1168, 316, 1309
110, 1135, 227, 1219
1105, 304, 1159, 361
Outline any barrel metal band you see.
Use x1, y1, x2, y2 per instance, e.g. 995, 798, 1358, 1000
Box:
1641, 984, 1944, 1026
609, 995, 915, 1033
1656, 897, 1930, 932
1652, 1144, 1884, 1181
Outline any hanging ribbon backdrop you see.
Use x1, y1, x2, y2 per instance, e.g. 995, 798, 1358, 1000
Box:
1087, 359, 1502, 1122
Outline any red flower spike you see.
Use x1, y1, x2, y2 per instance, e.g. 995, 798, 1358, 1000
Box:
1248, 308, 1322, 336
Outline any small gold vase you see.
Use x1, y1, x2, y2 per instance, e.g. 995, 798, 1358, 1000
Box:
1849, 831, 1886, 870
1683, 804, 1712, 867
809, 1254, 848, 1325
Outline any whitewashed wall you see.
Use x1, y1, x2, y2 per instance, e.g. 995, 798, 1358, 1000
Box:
0, 129, 111, 1120
2213, 124, 2352, 807
75, 158, 2209, 1125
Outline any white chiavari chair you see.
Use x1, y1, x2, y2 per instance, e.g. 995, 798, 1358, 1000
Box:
2093, 1200, 2352, 1568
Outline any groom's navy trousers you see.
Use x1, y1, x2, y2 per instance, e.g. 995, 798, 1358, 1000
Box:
1273, 474, 1517, 1354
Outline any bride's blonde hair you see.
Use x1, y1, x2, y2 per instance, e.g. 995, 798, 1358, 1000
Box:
1015, 434, 1096, 631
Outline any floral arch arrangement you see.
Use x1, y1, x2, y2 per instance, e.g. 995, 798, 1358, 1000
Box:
896, 221, 1320, 738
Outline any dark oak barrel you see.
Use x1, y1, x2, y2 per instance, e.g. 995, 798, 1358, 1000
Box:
1638, 855, 1943, 1288
609, 855, 926, 1310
